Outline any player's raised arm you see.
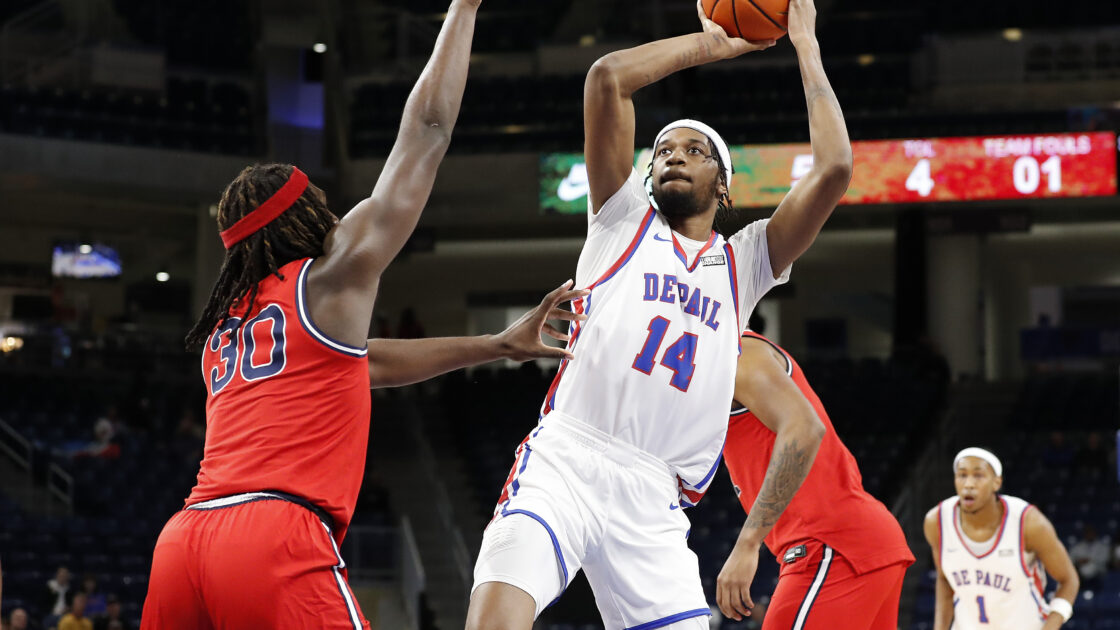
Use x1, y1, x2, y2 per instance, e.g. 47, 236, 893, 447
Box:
924, 507, 955, 630
1023, 509, 1079, 629
765, 0, 853, 276
717, 338, 825, 621
307, 0, 479, 345
366, 282, 587, 388
583, 2, 773, 214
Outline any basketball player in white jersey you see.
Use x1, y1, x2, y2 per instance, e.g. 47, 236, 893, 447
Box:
923, 448, 1079, 630
467, 0, 853, 628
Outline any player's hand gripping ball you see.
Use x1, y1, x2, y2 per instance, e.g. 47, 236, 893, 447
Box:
701, 0, 789, 41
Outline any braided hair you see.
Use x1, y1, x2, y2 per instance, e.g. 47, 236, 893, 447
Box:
185, 164, 337, 350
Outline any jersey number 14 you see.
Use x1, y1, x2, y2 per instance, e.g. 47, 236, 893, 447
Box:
632, 316, 698, 392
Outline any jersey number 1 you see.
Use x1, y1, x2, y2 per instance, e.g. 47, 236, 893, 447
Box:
976, 595, 989, 624
632, 316, 698, 392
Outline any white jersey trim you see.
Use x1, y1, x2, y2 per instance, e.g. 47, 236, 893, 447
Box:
296, 259, 368, 357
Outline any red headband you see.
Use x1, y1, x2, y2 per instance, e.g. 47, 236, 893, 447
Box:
220, 167, 310, 249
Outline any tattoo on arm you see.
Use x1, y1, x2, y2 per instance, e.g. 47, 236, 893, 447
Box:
745, 438, 814, 530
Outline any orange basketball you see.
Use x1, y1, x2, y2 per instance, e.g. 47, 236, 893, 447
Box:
701, 0, 789, 41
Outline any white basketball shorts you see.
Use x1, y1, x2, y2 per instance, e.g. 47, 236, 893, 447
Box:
472, 412, 710, 630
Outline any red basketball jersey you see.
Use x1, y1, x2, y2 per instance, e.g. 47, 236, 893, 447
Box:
189, 257, 371, 542
723, 332, 913, 574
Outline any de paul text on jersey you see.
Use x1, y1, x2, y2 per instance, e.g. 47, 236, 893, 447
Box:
949, 569, 1013, 593
642, 273, 722, 331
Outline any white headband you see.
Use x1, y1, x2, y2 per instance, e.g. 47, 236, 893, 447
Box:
653, 119, 734, 190
953, 447, 1002, 477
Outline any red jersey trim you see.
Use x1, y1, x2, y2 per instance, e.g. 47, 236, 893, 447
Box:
952, 495, 1009, 559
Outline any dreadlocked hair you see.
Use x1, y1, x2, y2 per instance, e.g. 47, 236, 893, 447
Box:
185, 163, 337, 351
643, 138, 735, 234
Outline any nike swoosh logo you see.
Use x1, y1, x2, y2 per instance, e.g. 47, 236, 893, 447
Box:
653, 234, 673, 243
669, 503, 680, 510
557, 178, 589, 202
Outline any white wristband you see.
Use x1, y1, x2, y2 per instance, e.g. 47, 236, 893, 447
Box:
1049, 597, 1073, 623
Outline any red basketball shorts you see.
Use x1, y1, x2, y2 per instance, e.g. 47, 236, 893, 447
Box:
762, 540, 910, 630
140, 493, 370, 630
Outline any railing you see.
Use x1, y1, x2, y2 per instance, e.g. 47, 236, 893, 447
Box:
413, 421, 473, 604
342, 525, 400, 582
400, 516, 426, 629
0, 416, 73, 514
0, 417, 33, 471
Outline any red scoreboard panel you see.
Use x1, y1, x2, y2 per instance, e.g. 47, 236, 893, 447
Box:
724, 132, 1117, 207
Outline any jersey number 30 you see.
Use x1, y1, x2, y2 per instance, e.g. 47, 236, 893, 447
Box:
208, 304, 288, 395
632, 316, 698, 392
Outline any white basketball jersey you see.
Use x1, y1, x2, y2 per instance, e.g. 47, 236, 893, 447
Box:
539, 168, 789, 504
937, 495, 1049, 630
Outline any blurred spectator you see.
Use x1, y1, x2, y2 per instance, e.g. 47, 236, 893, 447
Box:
8, 607, 31, 630
79, 575, 106, 617
1070, 524, 1109, 591
396, 307, 425, 339
92, 595, 130, 630
72, 418, 120, 460
1076, 432, 1112, 476
57, 592, 92, 630
96, 405, 127, 438
1040, 431, 1074, 469
42, 566, 71, 621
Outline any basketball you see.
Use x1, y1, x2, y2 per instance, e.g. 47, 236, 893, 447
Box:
701, 0, 789, 41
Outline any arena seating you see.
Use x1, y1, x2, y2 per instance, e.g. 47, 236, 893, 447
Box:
0, 369, 395, 626
0, 79, 259, 155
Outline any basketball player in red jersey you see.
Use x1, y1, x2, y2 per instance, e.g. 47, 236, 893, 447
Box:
717, 328, 914, 629
139, 2, 494, 628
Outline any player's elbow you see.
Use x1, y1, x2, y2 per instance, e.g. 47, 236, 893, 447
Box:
586, 55, 626, 99
797, 410, 826, 444
818, 153, 853, 187
1060, 569, 1081, 594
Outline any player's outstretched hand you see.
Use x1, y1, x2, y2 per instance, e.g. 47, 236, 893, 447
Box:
696, 0, 776, 58
716, 539, 759, 621
787, 0, 819, 47
493, 280, 588, 362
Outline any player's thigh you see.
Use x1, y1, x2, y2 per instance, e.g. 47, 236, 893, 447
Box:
472, 511, 570, 622
586, 482, 708, 630
203, 501, 370, 629
141, 512, 213, 630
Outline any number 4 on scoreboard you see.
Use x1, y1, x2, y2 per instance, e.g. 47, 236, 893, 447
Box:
906, 159, 935, 197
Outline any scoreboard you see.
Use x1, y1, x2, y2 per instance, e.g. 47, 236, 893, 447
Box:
540, 132, 1117, 213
